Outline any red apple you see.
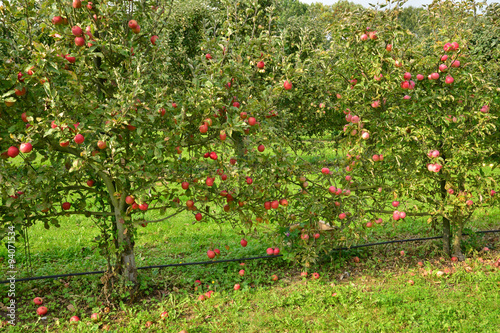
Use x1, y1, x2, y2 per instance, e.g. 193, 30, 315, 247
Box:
128, 20, 138, 29
220, 131, 227, 141
21, 143, 34, 153
214, 248, 220, 255
339, 213, 346, 219
207, 250, 215, 259
266, 248, 274, 255
246, 177, 253, 185
257, 144, 265, 152
271, 274, 278, 281
87, 2, 93, 9
33, 297, 43, 305
360, 34, 368, 41
301, 233, 309, 240
72, 26, 83, 36
416, 74, 424, 81
230, 158, 237, 165
386, 44, 392, 51
52, 16, 63, 25
445, 76, 454, 84
257, 61, 265, 69
182, 181, 189, 190
234, 284, 240, 290
150, 35, 158, 45
239, 269, 245, 276
160, 312, 168, 320
74, 36, 85, 46
87, 180, 95, 187
205, 53, 212, 60
91, 313, 100, 321
74, 134, 84, 144
7, 146, 19, 158
195, 213, 202, 221
271, 200, 279, 209
283, 80, 292, 90
311, 272, 320, 279
248, 117, 257, 126
139, 203, 148, 211
37, 306, 48, 316
240, 239, 247, 247
97, 140, 107, 149
392, 201, 400, 207
451, 256, 458, 262
273, 248, 280, 255
353, 257, 360, 263
132, 25, 141, 34
125, 196, 135, 205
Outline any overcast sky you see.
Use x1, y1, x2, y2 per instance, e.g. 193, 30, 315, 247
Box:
299, 0, 499, 7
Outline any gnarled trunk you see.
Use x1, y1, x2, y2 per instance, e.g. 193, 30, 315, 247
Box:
114, 208, 138, 284
452, 222, 465, 261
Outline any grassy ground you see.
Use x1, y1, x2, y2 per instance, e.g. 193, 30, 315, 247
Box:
1, 203, 499, 332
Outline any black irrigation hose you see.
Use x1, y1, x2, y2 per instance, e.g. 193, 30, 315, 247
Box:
2, 229, 498, 284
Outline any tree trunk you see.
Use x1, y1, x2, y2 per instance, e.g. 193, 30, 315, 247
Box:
453, 221, 465, 261
440, 178, 451, 256
114, 207, 138, 284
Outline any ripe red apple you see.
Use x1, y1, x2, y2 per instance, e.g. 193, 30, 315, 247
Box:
246, 177, 253, 185
283, 80, 292, 90
360, 34, 368, 41
125, 196, 135, 205
466, 200, 473, 206
266, 248, 274, 255
300, 272, 308, 277
73, 0, 82, 8
321, 167, 330, 175
271, 200, 279, 209
96, 140, 107, 150
186, 200, 194, 208
451, 42, 459, 50
248, 117, 257, 126
451, 60, 460, 68
6, 146, 18, 158
150, 35, 158, 45
366, 222, 373, 228
431, 72, 440, 80
207, 250, 215, 259
195, 213, 202, 221
139, 203, 148, 211
181, 181, 189, 190
234, 284, 240, 290
239, 269, 245, 276
87, 1, 93, 9
72, 26, 83, 36
128, 20, 138, 29
301, 233, 309, 240
69, 316, 80, 323
451, 256, 458, 262
240, 239, 247, 247
386, 44, 392, 51
353, 257, 360, 263
392, 201, 400, 207
416, 74, 424, 81
313, 233, 320, 239
418, 261, 423, 267
339, 213, 346, 219
132, 25, 141, 34
264, 201, 272, 210
132, 203, 139, 210
230, 158, 237, 165
199, 124, 208, 134
257, 61, 265, 69
33, 297, 43, 305
279, 199, 288, 207
205, 53, 212, 60
220, 131, 227, 141
400, 250, 405, 256
490, 190, 496, 196
273, 248, 280, 255
74, 36, 85, 47
74, 134, 84, 144
311, 272, 320, 279
87, 180, 95, 187
395, 60, 402, 67
441, 54, 448, 61
214, 249, 220, 256
257, 144, 265, 152
60, 141, 70, 147
37, 306, 48, 316
403, 72, 411, 80
205, 177, 214, 186
368, 31, 377, 40
160, 312, 168, 320
14, 87, 26, 96
52, 16, 63, 25
271, 274, 278, 281
445, 76, 454, 84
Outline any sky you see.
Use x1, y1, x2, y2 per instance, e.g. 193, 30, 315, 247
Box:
299, 0, 499, 7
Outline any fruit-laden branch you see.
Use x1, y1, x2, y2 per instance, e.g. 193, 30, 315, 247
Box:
141, 207, 186, 224
54, 185, 104, 194
365, 209, 431, 217
28, 210, 115, 221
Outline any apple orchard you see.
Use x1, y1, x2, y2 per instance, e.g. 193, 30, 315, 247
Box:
1, 0, 499, 286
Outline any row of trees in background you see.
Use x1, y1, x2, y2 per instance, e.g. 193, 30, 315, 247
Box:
1, 0, 499, 286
